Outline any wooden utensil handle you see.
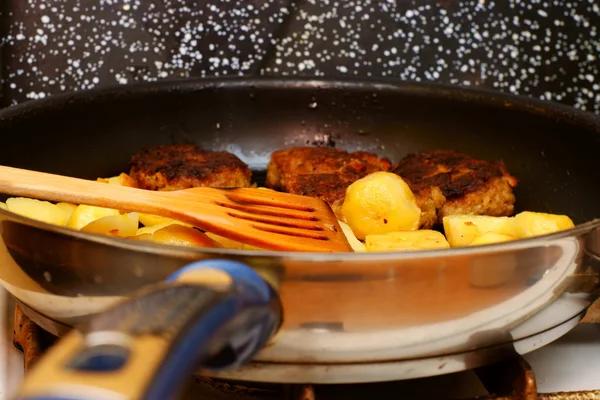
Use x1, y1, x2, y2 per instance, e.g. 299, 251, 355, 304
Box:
0, 165, 158, 213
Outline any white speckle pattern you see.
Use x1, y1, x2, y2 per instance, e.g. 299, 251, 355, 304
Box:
1, 0, 599, 112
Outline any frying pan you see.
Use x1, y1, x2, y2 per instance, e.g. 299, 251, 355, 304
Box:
1, 78, 600, 396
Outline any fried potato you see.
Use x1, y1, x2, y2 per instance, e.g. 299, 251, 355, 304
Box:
204, 232, 244, 249
365, 230, 449, 252
138, 213, 191, 228
131, 233, 154, 242
151, 225, 222, 248
56, 203, 77, 221
513, 211, 574, 238
442, 215, 516, 247
468, 232, 517, 246
0, 202, 7, 211
338, 221, 366, 252
81, 213, 139, 237
5, 198, 70, 226
136, 221, 177, 236
97, 173, 139, 188
204, 232, 266, 250
67, 205, 120, 230
97, 173, 184, 228
342, 172, 421, 240
133, 224, 222, 248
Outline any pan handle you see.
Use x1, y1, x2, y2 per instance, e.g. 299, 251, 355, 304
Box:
16, 259, 282, 400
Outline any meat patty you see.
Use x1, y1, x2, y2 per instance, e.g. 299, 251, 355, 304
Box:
266, 147, 392, 216
130, 144, 252, 191
392, 149, 518, 228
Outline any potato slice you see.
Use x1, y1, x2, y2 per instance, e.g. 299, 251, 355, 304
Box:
205, 232, 245, 249
204, 232, 266, 250
5, 198, 70, 226
468, 232, 517, 246
67, 205, 120, 230
0, 202, 7, 211
513, 211, 574, 238
136, 221, 178, 236
56, 203, 77, 221
97, 173, 138, 188
131, 233, 155, 242
138, 213, 191, 228
82, 213, 139, 237
338, 221, 366, 252
152, 225, 222, 248
342, 172, 421, 240
443, 215, 516, 247
140, 225, 261, 250
365, 230, 450, 252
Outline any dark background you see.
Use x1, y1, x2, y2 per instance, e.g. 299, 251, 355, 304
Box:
1, 0, 599, 112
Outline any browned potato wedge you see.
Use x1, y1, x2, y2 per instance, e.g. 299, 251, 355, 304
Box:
204, 232, 265, 250
131, 233, 154, 242
152, 225, 222, 248
136, 221, 177, 236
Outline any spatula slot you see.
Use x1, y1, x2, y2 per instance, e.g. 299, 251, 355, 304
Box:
215, 201, 319, 221
252, 224, 329, 240
227, 212, 324, 231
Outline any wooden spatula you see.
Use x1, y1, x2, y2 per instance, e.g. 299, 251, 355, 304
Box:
0, 166, 352, 252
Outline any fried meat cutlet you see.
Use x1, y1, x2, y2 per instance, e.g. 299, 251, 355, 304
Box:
130, 144, 252, 191
392, 150, 518, 228
266, 147, 392, 216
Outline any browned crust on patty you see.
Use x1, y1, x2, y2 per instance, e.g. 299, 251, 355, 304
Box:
129, 144, 252, 191
266, 147, 391, 216
282, 172, 365, 217
392, 149, 518, 227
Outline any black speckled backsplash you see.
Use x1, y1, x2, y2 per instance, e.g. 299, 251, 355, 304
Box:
1, 0, 599, 112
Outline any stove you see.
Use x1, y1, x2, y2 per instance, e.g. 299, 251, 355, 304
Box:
3, 290, 600, 400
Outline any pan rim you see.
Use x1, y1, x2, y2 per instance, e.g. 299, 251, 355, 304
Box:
1, 76, 599, 128
0, 77, 598, 261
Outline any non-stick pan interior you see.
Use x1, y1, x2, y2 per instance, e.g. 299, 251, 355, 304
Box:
1, 78, 599, 224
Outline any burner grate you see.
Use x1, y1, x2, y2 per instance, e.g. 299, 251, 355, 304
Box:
12, 304, 600, 400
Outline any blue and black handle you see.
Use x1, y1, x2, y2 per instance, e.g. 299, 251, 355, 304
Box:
17, 259, 282, 400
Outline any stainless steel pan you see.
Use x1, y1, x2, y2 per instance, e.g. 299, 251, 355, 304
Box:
1, 78, 599, 391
